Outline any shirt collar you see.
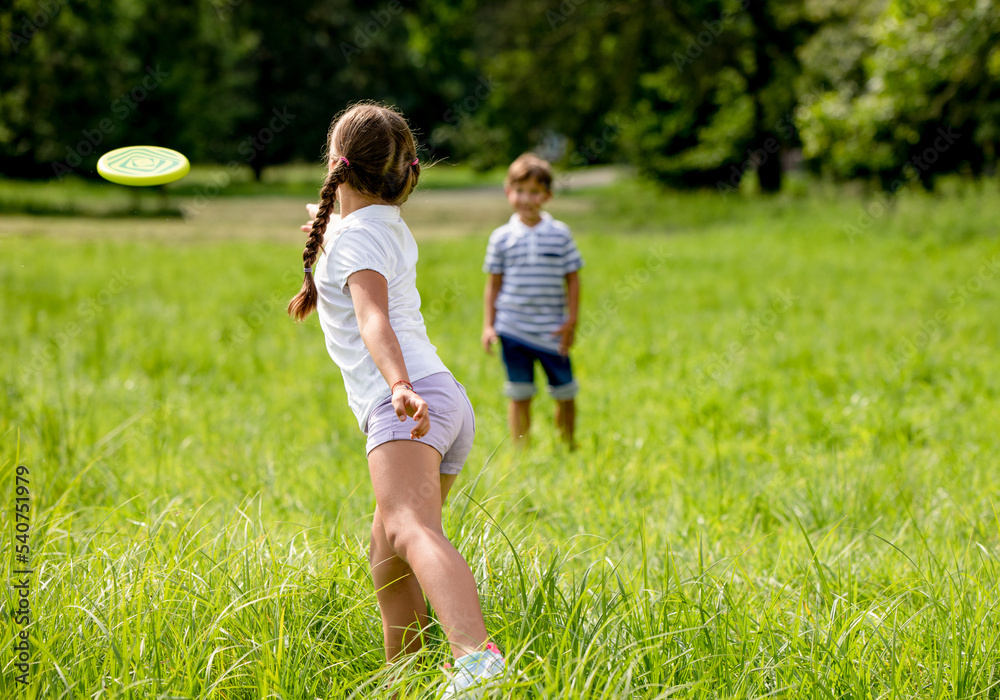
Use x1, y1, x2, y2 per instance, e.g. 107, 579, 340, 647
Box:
330, 204, 401, 234
509, 210, 552, 232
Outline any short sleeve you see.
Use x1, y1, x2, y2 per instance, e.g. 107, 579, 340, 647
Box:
563, 232, 584, 274
483, 230, 506, 274
330, 227, 392, 291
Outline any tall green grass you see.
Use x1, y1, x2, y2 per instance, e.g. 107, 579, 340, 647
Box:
2, 179, 1000, 698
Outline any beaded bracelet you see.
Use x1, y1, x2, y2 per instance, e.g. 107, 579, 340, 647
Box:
391, 380, 413, 394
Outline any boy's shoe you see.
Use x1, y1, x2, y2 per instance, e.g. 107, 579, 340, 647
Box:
441, 643, 506, 698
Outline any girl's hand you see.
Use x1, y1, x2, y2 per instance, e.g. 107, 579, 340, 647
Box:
481, 326, 499, 354
552, 320, 576, 356
301, 203, 320, 233
392, 385, 431, 439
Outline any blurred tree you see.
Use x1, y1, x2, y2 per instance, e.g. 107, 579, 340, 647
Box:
402, 0, 496, 165
2, 0, 126, 177
797, 0, 1000, 188
225, 0, 426, 180
618, 0, 817, 192
441, 0, 817, 193
121, 0, 257, 162
0, 0, 256, 179
4, 0, 994, 190
424, 0, 652, 171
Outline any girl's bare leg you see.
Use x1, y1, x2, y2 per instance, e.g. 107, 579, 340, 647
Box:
370, 507, 430, 660
369, 473, 463, 661
368, 440, 488, 658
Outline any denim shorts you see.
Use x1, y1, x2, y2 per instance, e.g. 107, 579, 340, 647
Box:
499, 334, 578, 401
364, 372, 475, 475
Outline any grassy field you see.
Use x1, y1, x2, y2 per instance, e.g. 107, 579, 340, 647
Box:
2, 174, 1000, 698
0, 163, 509, 219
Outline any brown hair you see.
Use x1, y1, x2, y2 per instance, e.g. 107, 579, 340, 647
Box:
505, 152, 553, 192
288, 102, 421, 321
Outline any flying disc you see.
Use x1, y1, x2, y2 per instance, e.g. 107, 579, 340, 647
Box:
97, 145, 190, 186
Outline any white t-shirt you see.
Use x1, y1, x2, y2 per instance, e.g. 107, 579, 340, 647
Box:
314, 204, 449, 430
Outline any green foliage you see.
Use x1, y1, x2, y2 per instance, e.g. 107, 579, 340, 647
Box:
797, 0, 1000, 185
2, 0, 998, 189
623, 62, 755, 188
605, 0, 816, 191
0, 0, 257, 179
225, 0, 429, 178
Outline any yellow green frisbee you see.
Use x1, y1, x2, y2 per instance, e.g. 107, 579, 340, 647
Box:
97, 145, 190, 186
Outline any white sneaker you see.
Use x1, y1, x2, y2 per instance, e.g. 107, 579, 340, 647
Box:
441, 643, 506, 698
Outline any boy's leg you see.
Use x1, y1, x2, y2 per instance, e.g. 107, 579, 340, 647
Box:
509, 399, 531, 446
554, 398, 575, 448
499, 335, 536, 445
539, 347, 578, 448
369, 440, 489, 659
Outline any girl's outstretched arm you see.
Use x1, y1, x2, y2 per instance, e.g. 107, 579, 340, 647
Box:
347, 269, 430, 439
299, 203, 320, 233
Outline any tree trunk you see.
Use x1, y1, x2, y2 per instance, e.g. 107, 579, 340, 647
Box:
757, 138, 782, 193
746, 2, 783, 194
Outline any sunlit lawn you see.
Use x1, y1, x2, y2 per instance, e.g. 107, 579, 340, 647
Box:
2, 176, 1000, 698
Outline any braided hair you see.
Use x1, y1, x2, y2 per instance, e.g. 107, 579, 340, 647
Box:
288, 102, 421, 322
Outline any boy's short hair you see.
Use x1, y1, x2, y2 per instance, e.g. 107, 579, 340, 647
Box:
505, 153, 553, 191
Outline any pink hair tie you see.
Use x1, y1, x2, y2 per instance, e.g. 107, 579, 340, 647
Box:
411, 158, 419, 165
339, 156, 350, 167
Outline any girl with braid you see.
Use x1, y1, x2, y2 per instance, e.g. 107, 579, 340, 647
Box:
287, 102, 506, 696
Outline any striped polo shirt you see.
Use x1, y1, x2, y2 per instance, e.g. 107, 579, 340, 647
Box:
483, 211, 584, 353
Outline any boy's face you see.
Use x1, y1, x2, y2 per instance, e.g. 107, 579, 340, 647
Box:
505, 176, 551, 223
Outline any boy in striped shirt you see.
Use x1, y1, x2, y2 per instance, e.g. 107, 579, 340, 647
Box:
482, 153, 583, 448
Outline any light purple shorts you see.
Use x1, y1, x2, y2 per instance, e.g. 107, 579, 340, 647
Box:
364, 372, 476, 475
